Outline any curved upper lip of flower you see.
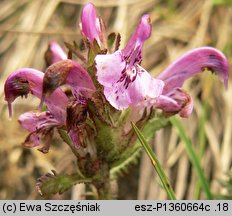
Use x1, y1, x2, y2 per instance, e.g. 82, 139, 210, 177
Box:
41, 59, 96, 102
157, 47, 229, 93
4, 68, 69, 119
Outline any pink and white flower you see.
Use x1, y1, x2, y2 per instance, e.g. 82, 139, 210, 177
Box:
4, 2, 229, 152
95, 15, 164, 110
95, 14, 229, 117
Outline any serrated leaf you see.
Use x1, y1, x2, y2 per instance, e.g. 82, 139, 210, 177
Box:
141, 115, 170, 141
110, 145, 141, 179
110, 115, 169, 178
36, 171, 91, 196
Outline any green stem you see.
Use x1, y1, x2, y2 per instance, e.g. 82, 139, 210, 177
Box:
131, 122, 176, 200
93, 163, 112, 200
170, 117, 213, 200
194, 102, 208, 199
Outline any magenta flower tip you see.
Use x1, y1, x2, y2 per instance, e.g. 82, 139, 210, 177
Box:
4, 68, 43, 111
138, 14, 152, 40
80, 2, 102, 44
122, 14, 152, 57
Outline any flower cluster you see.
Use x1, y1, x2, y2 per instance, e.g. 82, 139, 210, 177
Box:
4, 3, 229, 176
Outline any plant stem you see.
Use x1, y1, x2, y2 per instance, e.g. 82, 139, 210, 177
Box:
170, 117, 213, 200
132, 122, 176, 200
93, 163, 112, 200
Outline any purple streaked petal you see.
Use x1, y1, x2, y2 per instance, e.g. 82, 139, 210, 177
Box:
80, 3, 102, 44
18, 111, 61, 148
4, 68, 68, 120
42, 59, 95, 102
122, 14, 152, 57
45, 41, 67, 66
95, 50, 125, 87
95, 14, 163, 110
157, 47, 229, 94
96, 51, 164, 110
155, 88, 193, 118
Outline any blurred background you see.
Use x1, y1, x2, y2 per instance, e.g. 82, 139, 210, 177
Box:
0, 0, 232, 199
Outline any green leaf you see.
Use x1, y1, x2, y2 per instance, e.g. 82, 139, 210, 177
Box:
140, 115, 170, 141
170, 117, 213, 199
114, 33, 121, 51
213, 0, 232, 6
87, 45, 95, 67
110, 144, 141, 178
194, 102, 208, 199
131, 122, 176, 200
107, 33, 116, 50
110, 114, 169, 179
36, 171, 91, 196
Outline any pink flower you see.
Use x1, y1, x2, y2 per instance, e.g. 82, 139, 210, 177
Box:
95, 14, 229, 116
157, 47, 229, 92
79, 3, 103, 45
4, 2, 229, 153
155, 47, 229, 117
4, 68, 68, 151
41, 59, 96, 101
41, 59, 96, 149
95, 15, 164, 110
4, 59, 96, 150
